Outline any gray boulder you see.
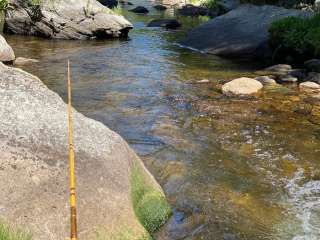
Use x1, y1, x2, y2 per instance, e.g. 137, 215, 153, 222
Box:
254, 76, 276, 85
306, 72, 320, 84
265, 64, 292, 73
4, 0, 133, 39
154, 5, 167, 11
0, 34, 15, 62
14, 57, 39, 65
279, 75, 298, 83
129, 6, 149, 14
179, 4, 311, 58
0, 63, 171, 239
177, 4, 210, 16
217, 0, 239, 13
147, 19, 181, 29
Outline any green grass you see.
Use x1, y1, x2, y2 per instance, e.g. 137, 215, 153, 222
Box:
0, 224, 32, 240
131, 165, 172, 235
190, 0, 218, 10
269, 14, 320, 62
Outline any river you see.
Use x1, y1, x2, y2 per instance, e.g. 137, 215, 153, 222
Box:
4, 2, 320, 239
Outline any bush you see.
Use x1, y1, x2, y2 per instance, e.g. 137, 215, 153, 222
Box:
269, 14, 320, 62
0, 0, 7, 11
190, 0, 218, 10
201, 0, 217, 10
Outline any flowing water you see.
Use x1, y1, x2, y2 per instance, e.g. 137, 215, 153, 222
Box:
4, 2, 320, 239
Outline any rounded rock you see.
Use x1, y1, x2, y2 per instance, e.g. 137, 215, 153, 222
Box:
0, 35, 15, 63
254, 76, 276, 85
222, 77, 263, 96
129, 6, 149, 14
299, 81, 320, 93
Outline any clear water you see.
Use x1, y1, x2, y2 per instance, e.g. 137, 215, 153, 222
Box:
4, 3, 320, 239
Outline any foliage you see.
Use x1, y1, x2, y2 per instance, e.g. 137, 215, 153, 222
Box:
131, 165, 172, 235
0, 224, 32, 240
29, 0, 41, 6
269, 14, 320, 62
0, 0, 7, 11
190, 0, 218, 10
201, 0, 217, 10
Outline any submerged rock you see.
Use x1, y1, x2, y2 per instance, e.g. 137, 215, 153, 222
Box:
279, 75, 298, 83
129, 6, 149, 14
119, 0, 133, 5
265, 64, 292, 73
0, 63, 171, 239
254, 76, 276, 85
14, 57, 39, 65
154, 5, 167, 11
147, 19, 181, 29
222, 77, 263, 96
177, 4, 209, 16
0, 34, 15, 63
306, 72, 320, 84
4, 0, 133, 39
196, 79, 210, 83
299, 81, 320, 93
179, 5, 311, 58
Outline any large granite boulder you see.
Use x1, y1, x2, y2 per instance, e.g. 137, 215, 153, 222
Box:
217, 0, 239, 13
0, 63, 171, 240
4, 0, 133, 39
180, 4, 311, 58
0, 34, 15, 62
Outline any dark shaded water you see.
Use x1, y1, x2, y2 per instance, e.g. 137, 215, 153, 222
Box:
4, 2, 320, 239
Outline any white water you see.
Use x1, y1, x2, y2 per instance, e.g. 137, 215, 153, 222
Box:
285, 169, 320, 240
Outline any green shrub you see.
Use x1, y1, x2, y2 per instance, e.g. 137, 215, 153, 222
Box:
201, 0, 217, 10
30, 0, 41, 6
269, 14, 320, 62
0, 223, 32, 240
190, 0, 217, 10
0, 0, 7, 11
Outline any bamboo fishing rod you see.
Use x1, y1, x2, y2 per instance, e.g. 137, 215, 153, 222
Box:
67, 60, 78, 240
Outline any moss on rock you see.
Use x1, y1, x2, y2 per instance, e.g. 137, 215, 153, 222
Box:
131, 164, 172, 236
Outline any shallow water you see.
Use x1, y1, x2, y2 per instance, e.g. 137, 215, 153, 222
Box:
4, 3, 320, 240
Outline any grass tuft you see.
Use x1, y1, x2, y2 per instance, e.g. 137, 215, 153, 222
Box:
0, 223, 32, 240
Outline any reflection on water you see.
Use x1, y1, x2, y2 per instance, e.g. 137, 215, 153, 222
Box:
4, 3, 320, 240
